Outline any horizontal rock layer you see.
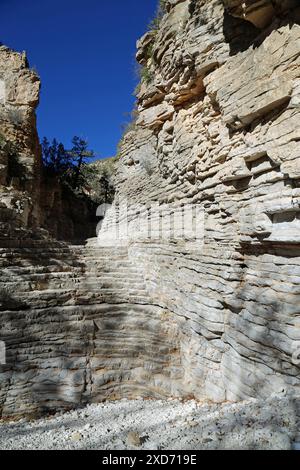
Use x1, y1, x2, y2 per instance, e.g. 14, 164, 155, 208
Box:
0, 240, 197, 416
0, 46, 41, 232
108, 0, 300, 402
1, 0, 300, 416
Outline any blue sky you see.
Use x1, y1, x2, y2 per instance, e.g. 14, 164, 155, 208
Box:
0, 0, 157, 158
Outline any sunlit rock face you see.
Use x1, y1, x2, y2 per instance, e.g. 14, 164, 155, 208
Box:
223, 0, 299, 28
0, 46, 41, 232
112, 0, 300, 402
0, 46, 40, 180
0, 0, 300, 418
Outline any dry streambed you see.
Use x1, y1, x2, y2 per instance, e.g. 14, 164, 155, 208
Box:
0, 396, 299, 450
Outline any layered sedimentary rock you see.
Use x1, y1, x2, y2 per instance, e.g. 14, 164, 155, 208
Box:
0, 0, 300, 417
223, 0, 299, 28
0, 46, 41, 235
106, 0, 300, 401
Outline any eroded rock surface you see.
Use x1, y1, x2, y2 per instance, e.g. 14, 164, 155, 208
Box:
0, 0, 300, 418
0, 46, 41, 234
104, 0, 300, 402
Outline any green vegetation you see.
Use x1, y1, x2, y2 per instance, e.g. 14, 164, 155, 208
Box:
139, 65, 154, 85
82, 157, 116, 204
159, 0, 168, 12
118, 1, 168, 156
136, 0, 168, 89
135, 43, 155, 90
148, 0, 167, 31
145, 43, 154, 62
42, 136, 94, 189
0, 133, 27, 186
42, 136, 116, 204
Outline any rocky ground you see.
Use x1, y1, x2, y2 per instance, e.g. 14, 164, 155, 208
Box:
0, 396, 299, 450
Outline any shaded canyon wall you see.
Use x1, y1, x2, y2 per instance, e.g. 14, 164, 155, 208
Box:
0, 0, 300, 416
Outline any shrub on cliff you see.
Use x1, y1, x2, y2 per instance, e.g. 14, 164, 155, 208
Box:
42, 137, 68, 175
148, 0, 167, 31
81, 158, 116, 204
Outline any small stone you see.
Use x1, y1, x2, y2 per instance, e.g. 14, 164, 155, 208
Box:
70, 432, 83, 442
189, 421, 198, 428
127, 431, 142, 447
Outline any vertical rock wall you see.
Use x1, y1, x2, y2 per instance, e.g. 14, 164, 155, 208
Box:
0, 0, 300, 417
108, 0, 300, 401
0, 45, 41, 234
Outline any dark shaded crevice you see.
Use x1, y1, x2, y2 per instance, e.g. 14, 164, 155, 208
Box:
223, 4, 300, 56
188, 0, 198, 17
40, 177, 99, 245
284, 177, 300, 189
228, 95, 292, 136
223, 11, 260, 55
223, 176, 252, 192
238, 242, 300, 258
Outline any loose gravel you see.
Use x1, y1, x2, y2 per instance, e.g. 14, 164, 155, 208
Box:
0, 396, 299, 450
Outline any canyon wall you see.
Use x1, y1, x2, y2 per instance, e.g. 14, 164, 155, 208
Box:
105, 0, 300, 401
0, 0, 300, 417
0, 45, 41, 237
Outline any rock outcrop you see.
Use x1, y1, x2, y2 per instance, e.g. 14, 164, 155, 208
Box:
104, 0, 300, 401
0, 0, 300, 418
0, 46, 41, 236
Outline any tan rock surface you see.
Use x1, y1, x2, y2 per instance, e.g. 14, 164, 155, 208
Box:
0, 0, 300, 418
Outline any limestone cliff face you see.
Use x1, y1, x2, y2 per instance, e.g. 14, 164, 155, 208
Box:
0, 46, 98, 244
224, 0, 299, 28
0, 0, 300, 417
111, 0, 300, 401
0, 46, 41, 234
